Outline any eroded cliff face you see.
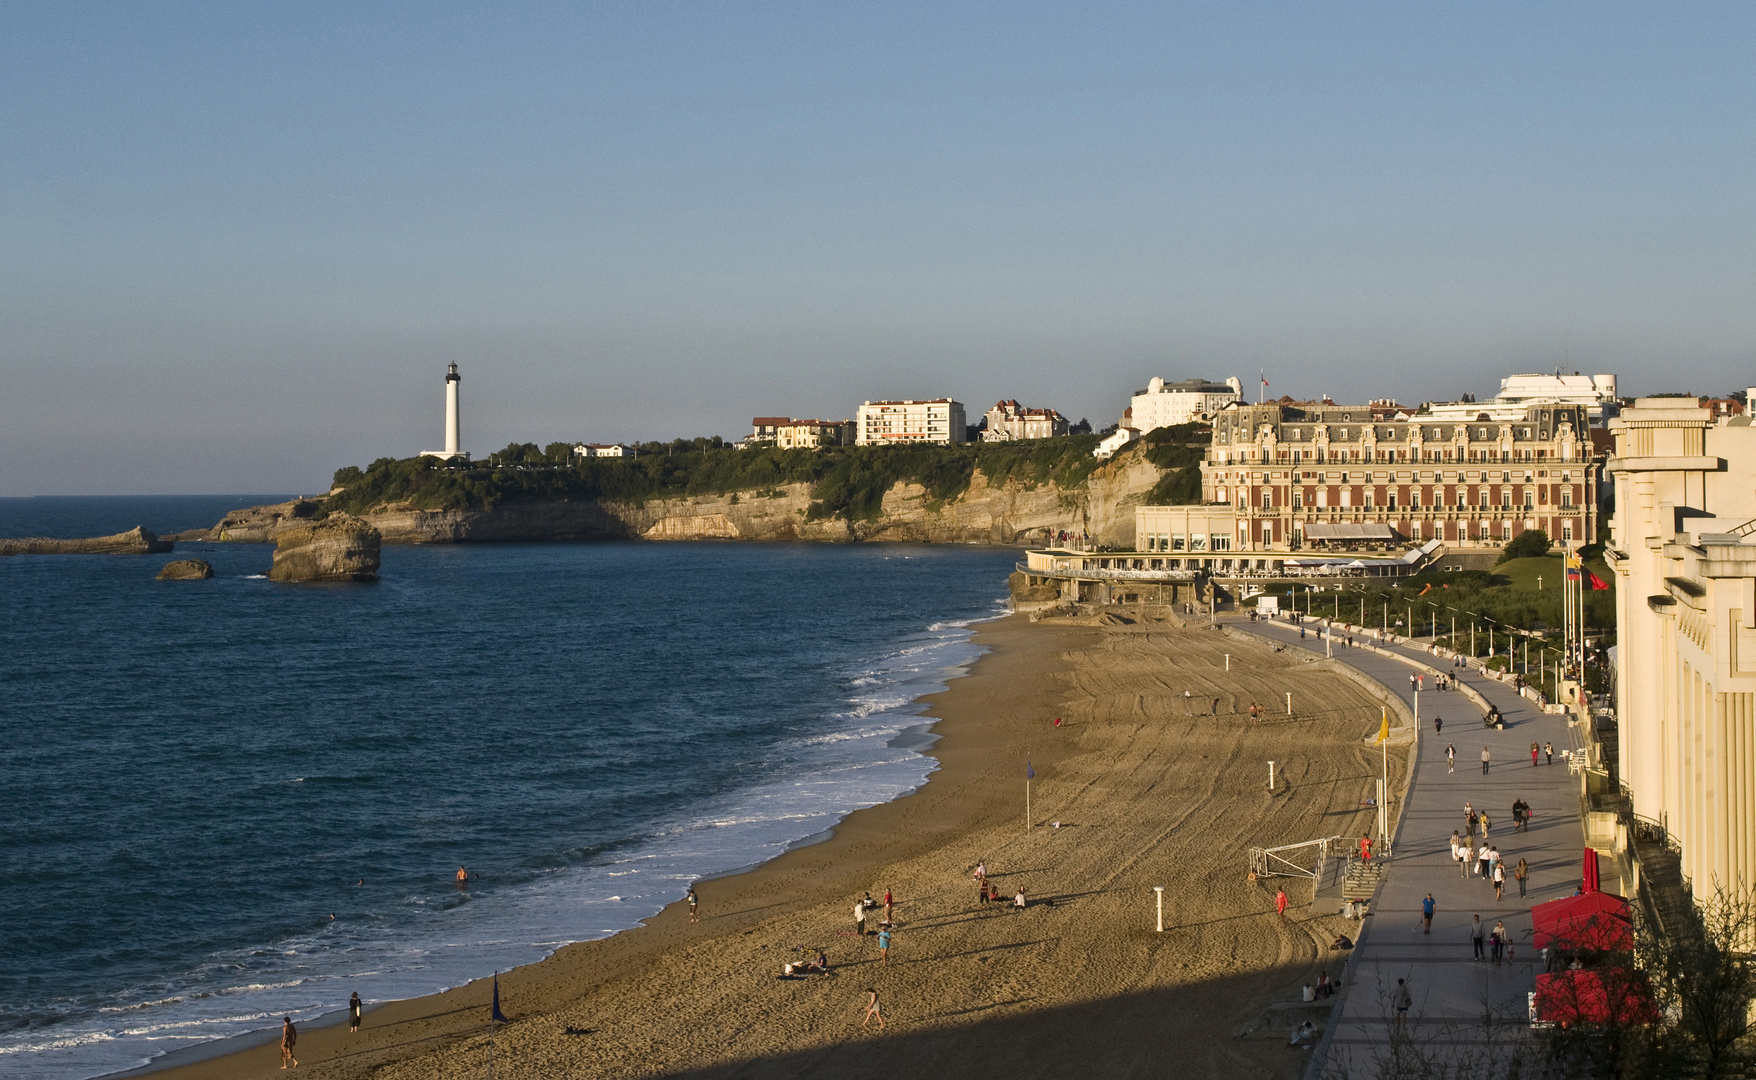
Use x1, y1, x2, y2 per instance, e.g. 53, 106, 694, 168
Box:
267, 514, 382, 582
209, 445, 1167, 546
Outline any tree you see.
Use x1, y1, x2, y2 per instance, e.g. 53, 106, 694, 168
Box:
1070, 418, 1092, 435
1500, 529, 1552, 561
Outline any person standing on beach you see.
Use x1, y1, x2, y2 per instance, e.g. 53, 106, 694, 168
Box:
862, 988, 884, 1030
1275, 888, 1288, 924
687, 888, 700, 923
280, 1017, 298, 1069
854, 898, 867, 936
878, 926, 892, 966
883, 888, 893, 924
348, 993, 361, 1034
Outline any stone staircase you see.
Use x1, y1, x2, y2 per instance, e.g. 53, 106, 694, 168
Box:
1342, 855, 1387, 901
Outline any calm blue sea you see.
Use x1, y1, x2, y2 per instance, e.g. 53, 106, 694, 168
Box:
0, 497, 1016, 1080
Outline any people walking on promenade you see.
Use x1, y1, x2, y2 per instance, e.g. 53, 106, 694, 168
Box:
1471, 916, 1485, 960
1422, 893, 1435, 933
1544, 741, 1554, 765
1492, 920, 1508, 965
1531, 742, 1540, 767
1493, 860, 1505, 901
1435, 716, 1443, 735
1515, 857, 1529, 899
1393, 978, 1412, 1032
1447, 744, 1455, 772
1479, 811, 1491, 840
1465, 802, 1476, 834
1477, 844, 1491, 879
1482, 746, 1492, 774
1460, 837, 1475, 878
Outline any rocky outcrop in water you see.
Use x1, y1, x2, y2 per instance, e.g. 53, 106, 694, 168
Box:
267, 514, 381, 582
156, 559, 214, 580
0, 526, 174, 556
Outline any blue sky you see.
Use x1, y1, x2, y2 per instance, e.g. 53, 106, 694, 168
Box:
3, 2, 1753, 494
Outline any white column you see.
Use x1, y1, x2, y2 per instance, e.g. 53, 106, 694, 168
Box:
445, 364, 461, 456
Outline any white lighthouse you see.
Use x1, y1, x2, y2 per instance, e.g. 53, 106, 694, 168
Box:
421, 363, 470, 461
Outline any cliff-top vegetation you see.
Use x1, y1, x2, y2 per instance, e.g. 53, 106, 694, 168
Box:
325, 425, 1208, 522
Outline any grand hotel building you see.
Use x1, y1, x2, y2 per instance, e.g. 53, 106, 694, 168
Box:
1137, 400, 1602, 555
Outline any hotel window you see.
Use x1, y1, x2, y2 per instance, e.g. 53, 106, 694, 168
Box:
1211, 534, 1230, 551
1292, 492, 1304, 508
1410, 490, 1421, 508
1365, 492, 1374, 509
1501, 491, 1512, 509
1172, 534, 1186, 551
1387, 493, 1398, 509
1261, 491, 1274, 509
1562, 523, 1574, 543
1523, 490, 1533, 509
1189, 534, 1207, 551
1502, 521, 1513, 540
1561, 489, 1573, 508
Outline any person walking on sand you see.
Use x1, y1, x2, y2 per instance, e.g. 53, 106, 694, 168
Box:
1422, 893, 1435, 934
349, 992, 361, 1034
1471, 916, 1485, 961
1482, 746, 1491, 774
1515, 857, 1529, 899
861, 988, 884, 1030
280, 1017, 298, 1069
883, 888, 893, 924
854, 898, 867, 936
1276, 888, 1289, 924
1447, 744, 1456, 773
973, 860, 986, 886
878, 926, 892, 966
1393, 978, 1412, 1032
687, 888, 699, 923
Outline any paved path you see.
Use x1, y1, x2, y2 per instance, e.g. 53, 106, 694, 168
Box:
1230, 617, 1587, 1067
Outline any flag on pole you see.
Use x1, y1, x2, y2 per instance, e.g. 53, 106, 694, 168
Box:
1260, 371, 1269, 389
1588, 571, 1609, 591
1375, 707, 1390, 743
1565, 551, 1582, 580
1026, 759, 1036, 779
492, 973, 508, 1023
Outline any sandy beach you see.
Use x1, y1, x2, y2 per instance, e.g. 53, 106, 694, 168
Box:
140, 614, 1404, 1080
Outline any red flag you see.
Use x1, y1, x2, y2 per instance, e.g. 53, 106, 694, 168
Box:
1588, 572, 1608, 591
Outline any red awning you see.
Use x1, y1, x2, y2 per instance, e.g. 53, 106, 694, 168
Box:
1584, 847, 1601, 893
1531, 892, 1633, 951
1534, 968, 1658, 1025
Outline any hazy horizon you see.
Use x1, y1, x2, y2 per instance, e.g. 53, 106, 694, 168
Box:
5, 3, 1754, 496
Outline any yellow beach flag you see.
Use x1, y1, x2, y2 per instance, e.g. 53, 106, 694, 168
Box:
1376, 706, 1390, 743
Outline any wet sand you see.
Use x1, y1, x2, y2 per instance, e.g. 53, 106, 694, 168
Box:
140, 615, 1401, 1079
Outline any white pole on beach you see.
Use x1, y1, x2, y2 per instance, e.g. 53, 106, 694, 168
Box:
1268, 760, 1277, 791
1154, 886, 1165, 931
1226, 653, 1230, 671
1286, 692, 1292, 716
1026, 777, 1031, 835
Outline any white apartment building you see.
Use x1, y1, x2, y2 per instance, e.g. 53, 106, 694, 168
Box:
855, 399, 967, 446
1608, 399, 1756, 895
1092, 427, 1140, 459
982, 400, 1069, 442
1425, 372, 1620, 425
1127, 377, 1243, 433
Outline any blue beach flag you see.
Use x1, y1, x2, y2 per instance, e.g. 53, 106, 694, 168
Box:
1026, 759, 1035, 779
492, 973, 508, 1023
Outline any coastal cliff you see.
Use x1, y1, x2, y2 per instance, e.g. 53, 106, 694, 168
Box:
202, 430, 1201, 547
0, 526, 174, 556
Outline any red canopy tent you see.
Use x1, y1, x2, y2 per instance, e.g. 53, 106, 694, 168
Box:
1533, 968, 1658, 1025
1531, 892, 1633, 952
1583, 847, 1601, 892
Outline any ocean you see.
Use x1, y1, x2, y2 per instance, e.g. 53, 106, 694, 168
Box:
0, 497, 1017, 1079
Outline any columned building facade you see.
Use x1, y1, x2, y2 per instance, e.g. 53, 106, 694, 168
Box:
1201, 402, 1600, 552
1608, 399, 1756, 894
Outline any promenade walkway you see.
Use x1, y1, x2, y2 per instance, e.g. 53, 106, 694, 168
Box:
1230, 617, 1588, 1073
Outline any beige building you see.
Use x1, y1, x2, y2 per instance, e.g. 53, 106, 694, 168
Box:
982, 400, 1068, 442
855, 399, 967, 446
776, 419, 854, 449
1608, 399, 1756, 894
1201, 400, 1601, 552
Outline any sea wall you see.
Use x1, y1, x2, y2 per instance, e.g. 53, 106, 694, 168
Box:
203, 448, 1167, 547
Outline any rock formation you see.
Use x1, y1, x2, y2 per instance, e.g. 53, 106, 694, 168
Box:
210, 440, 1178, 549
267, 514, 381, 582
156, 559, 214, 580
0, 526, 174, 556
